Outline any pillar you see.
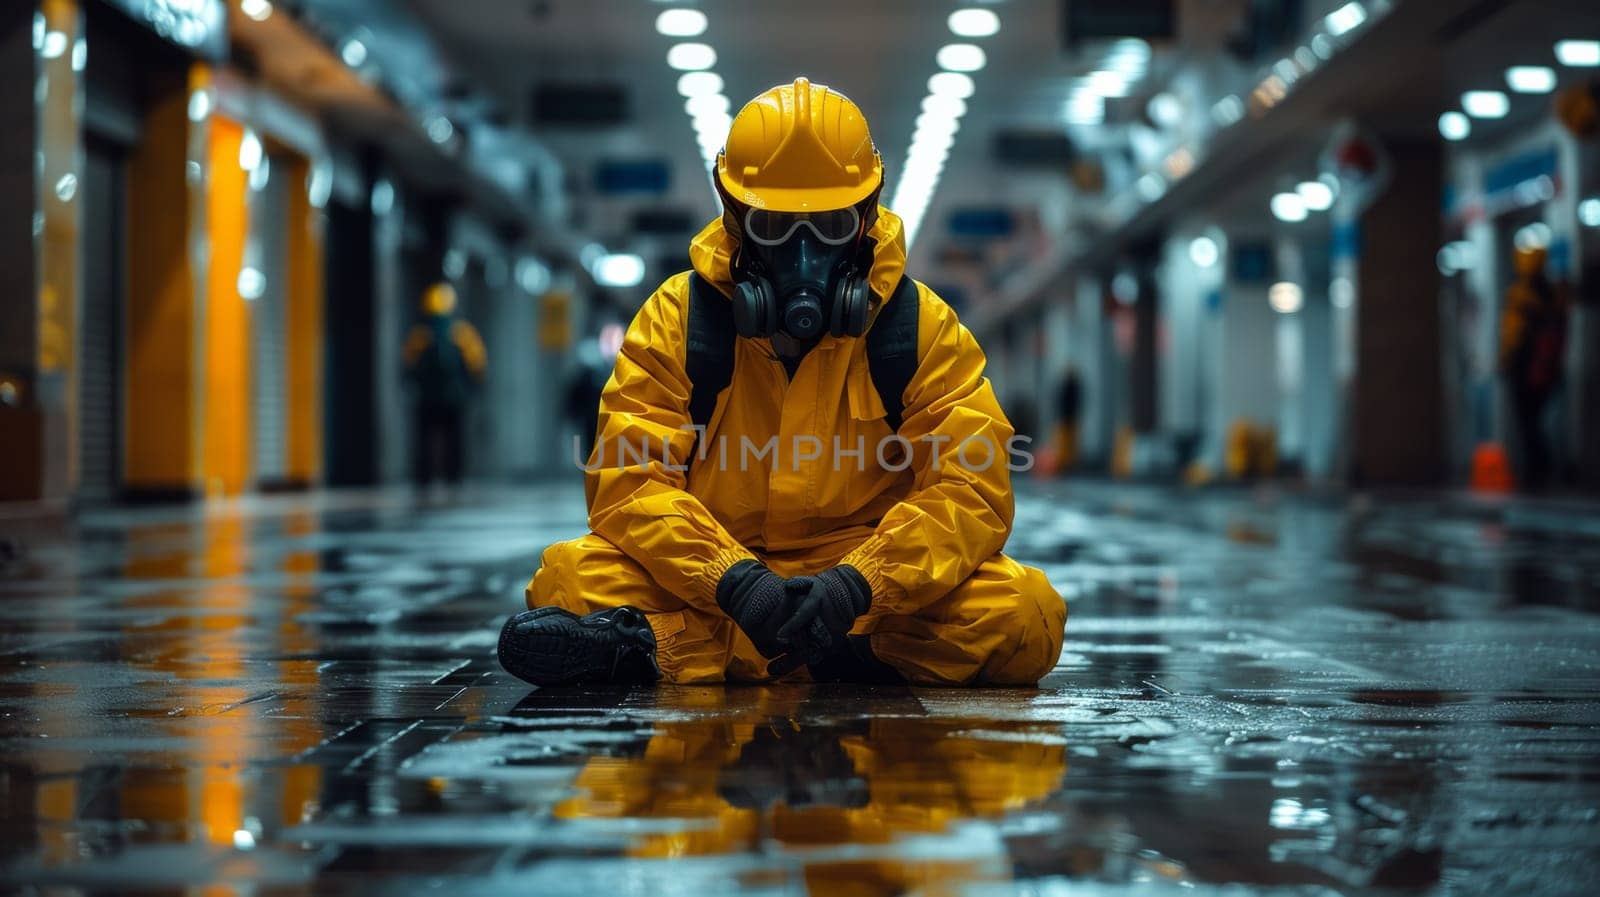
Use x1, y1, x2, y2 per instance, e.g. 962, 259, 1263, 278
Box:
123, 63, 206, 499
1349, 139, 1446, 485
0, 0, 82, 503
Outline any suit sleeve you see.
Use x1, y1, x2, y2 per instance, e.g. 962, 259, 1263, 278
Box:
585, 275, 757, 610
841, 285, 1016, 620
402, 324, 430, 368
452, 321, 488, 379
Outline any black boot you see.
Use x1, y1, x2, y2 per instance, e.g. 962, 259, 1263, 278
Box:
497, 606, 661, 687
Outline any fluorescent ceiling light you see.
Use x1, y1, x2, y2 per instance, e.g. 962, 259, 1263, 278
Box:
239, 129, 263, 172
248, 156, 271, 191
308, 161, 332, 209
1269, 282, 1303, 314
1211, 94, 1245, 126
1461, 90, 1509, 118
1296, 180, 1334, 210
694, 117, 732, 142
340, 38, 367, 68
1147, 92, 1182, 128
928, 72, 975, 98
1189, 236, 1219, 268
937, 43, 986, 72
1555, 40, 1600, 67
1324, 2, 1367, 36
685, 94, 729, 117
1506, 65, 1556, 93
1330, 277, 1354, 309
443, 249, 467, 280
41, 30, 67, 59
594, 253, 646, 288
948, 8, 1000, 38
241, 0, 272, 21
1105, 38, 1150, 71
187, 88, 212, 122
370, 179, 394, 216
922, 94, 967, 118
1436, 245, 1460, 275
1065, 93, 1105, 124
655, 9, 707, 37
1580, 197, 1600, 228
1085, 70, 1130, 97
517, 257, 551, 294
238, 267, 266, 301
1270, 192, 1307, 222
1514, 222, 1552, 251
1438, 111, 1470, 140
426, 116, 453, 144
677, 71, 723, 97
667, 42, 716, 71
914, 112, 960, 137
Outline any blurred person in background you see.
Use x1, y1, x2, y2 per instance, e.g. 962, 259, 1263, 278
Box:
1499, 246, 1569, 490
1054, 367, 1082, 474
498, 78, 1063, 689
404, 282, 487, 488
565, 322, 625, 463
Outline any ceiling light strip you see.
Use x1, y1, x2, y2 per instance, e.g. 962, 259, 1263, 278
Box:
660, 11, 729, 182
893, 10, 1000, 249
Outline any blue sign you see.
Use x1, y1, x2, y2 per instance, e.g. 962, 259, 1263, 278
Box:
595, 160, 671, 195
948, 207, 1016, 239
1485, 146, 1557, 197
1331, 221, 1361, 261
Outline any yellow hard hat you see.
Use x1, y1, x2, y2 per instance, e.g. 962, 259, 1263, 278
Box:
423, 282, 458, 315
717, 77, 882, 213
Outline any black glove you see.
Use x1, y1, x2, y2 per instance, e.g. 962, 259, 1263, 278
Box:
716, 560, 796, 659
769, 566, 872, 676
716, 724, 870, 810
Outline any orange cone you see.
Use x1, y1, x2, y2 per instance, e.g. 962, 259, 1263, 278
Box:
1471, 442, 1514, 493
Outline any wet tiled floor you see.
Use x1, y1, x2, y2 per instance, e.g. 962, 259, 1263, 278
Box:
2, 483, 1599, 895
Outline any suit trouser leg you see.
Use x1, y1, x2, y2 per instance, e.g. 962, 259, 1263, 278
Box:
865, 553, 1066, 686
525, 533, 769, 683
526, 535, 1065, 686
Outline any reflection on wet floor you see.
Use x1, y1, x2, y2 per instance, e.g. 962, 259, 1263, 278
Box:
2, 483, 1599, 895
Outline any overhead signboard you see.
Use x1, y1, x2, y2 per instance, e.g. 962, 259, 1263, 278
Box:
595, 159, 671, 195
948, 207, 1016, 239
992, 130, 1077, 168
1061, 0, 1176, 45
100, 0, 228, 60
533, 83, 629, 127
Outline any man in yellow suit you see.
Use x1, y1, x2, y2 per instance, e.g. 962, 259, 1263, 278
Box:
498, 79, 1064, 686
403, 282, 487, 486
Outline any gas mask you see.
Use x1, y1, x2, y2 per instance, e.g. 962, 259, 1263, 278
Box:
731, 205, 872, 343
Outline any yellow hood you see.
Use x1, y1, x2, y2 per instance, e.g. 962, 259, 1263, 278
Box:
687, 205, 909, 314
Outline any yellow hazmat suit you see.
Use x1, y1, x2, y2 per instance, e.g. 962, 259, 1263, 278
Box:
555, 686, 1068, 893
402, 283, 488, 379
526, 81, 1064, 685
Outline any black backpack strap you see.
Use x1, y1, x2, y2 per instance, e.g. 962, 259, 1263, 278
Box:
866, 276, 921, 432
684, 273, 736, 438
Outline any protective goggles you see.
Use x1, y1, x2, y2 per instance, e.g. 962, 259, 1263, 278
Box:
743, 205, 861, 247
